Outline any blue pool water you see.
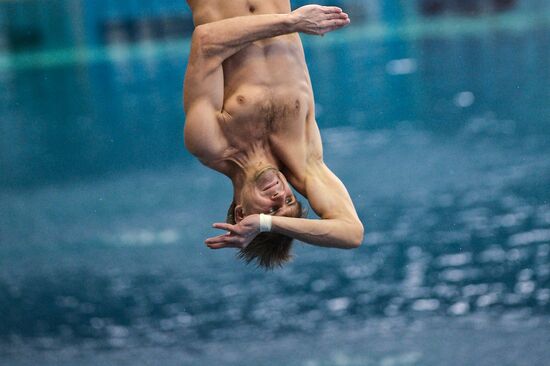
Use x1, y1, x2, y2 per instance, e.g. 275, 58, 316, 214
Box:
1, 15, 550, 366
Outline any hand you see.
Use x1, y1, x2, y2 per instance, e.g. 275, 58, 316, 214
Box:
291, 5, 350, 36
205, 214, 261, 249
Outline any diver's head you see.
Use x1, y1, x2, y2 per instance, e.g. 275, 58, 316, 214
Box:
228, 166, 305, 269
233, 166, 299, 221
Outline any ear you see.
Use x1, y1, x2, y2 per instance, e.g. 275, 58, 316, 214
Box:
234, 205, 245, 223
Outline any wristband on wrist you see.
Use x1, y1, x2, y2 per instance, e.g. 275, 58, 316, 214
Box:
259, 214, 272, 233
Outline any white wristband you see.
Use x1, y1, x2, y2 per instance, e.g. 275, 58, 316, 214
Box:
259, 214, 272, 233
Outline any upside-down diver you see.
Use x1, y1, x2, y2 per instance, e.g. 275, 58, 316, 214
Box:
183, 1, 364, 268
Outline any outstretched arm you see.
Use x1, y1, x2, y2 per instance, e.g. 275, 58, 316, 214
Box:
206, 161, 363, 250
184, 6, 350, 162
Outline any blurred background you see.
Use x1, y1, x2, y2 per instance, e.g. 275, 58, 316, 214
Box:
1, 0, 550, 365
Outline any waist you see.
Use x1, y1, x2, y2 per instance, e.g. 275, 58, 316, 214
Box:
223, 35, 307, 86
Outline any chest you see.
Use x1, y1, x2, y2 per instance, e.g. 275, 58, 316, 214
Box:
221, 86, 309, 141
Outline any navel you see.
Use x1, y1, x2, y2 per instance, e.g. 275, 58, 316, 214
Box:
237, 95, 246, 104
249, 5, 256, 13
295, 99, 301, 110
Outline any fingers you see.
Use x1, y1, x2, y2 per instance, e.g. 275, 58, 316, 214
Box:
325, 11, 349, 20
205, 233, 242, 249
205, 232, 231, 243
205, 231, 238, 244
320, 11, 349, 26
212, 222, 236, 233
205, 222, 244, 245
317, 11, 350, 35
318, 18, 350, 35
322, 18, 350, 27
322, 6, 343, 14
206, 242, 239, 249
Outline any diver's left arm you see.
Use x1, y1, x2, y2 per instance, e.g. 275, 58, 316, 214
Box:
206, 161, 363, 249
271, 161, 364, 248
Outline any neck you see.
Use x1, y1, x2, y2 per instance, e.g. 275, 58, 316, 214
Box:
226, 142, 280, 200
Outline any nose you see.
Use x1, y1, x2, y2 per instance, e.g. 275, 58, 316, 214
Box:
271, 187, 285, 201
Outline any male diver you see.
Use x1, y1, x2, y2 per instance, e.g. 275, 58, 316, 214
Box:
183, 1, 363, 267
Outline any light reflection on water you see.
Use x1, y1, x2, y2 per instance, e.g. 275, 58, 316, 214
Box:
1, 125, 549, 354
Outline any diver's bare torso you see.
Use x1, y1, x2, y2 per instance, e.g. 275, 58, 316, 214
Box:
187, 0, 323, 193
184, 2, 363, 249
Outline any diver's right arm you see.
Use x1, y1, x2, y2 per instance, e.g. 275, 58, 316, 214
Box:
191, 5, 349, 62
183, 5, 349, 162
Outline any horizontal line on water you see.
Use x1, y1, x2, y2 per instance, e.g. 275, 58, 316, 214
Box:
0, 10, 549, 71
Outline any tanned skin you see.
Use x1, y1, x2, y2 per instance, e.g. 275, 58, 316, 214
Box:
183, 1, 364, 250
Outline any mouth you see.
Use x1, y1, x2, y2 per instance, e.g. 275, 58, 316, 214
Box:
254, 167, 280, 191
262, 179, 279, 192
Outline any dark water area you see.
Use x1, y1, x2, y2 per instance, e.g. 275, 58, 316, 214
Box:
2, 24, 549, 188
1, 21, 550, 365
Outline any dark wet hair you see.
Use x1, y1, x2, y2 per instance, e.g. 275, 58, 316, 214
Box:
226, 201, 305, 270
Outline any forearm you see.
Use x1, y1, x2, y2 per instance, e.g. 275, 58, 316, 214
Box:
194, 14, 296, 62
271, 216, 363, 249
205, 213, 363, 251
192, 5, 349, 62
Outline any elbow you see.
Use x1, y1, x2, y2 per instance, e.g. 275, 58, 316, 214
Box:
183, 128, 201, 159
344, 220, 364, 249
192, 25, 221, 58
183, 122, 200, 157
191, 25, 209, 54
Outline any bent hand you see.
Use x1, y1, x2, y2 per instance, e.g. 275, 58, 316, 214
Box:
291, 5, 350, 36
205, 214, 261, 250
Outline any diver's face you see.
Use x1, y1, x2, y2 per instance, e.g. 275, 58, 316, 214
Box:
240, 167, 298, 217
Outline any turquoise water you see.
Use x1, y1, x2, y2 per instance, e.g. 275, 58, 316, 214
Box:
1, 16, 550, 366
